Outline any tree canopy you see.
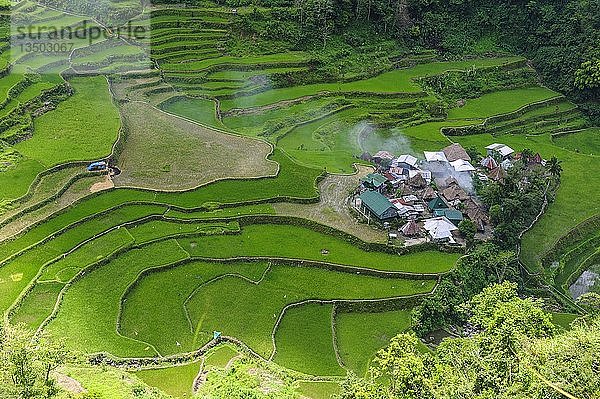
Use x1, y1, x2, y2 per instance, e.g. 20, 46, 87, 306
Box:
339, 282, 599, 399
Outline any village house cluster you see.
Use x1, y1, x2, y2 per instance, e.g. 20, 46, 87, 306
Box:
353, 142, 545, 245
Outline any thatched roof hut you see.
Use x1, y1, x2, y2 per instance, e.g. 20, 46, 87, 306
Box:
408, 173, 427, 189
421, 186, 437, 200
488, 167, 506, 182
400, 220, 420, 236
443, 143, 471, 162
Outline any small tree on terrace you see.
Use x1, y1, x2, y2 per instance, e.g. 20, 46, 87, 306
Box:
458, 219, 477, 246
520, 148, 534, 164
0, 322, 68, 399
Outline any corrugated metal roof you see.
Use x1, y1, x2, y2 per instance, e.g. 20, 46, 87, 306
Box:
359, 190, 396, 218
361, 173, 387, 187
428, 196, 448, 210
434, 208, 464, 221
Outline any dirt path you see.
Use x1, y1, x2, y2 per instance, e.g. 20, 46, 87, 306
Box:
274, 165, 387, 243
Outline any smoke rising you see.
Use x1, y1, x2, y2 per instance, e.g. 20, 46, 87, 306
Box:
421, 160, 474, 193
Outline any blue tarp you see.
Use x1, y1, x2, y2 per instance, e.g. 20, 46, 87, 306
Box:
87, 161, 107, 171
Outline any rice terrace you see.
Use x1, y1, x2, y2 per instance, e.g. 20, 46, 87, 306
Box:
0, 0, 598, 398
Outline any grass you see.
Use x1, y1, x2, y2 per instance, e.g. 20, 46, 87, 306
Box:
219, 57, 521, 111
335, 310, 412, 375
134, 362, 201, 398
0, 165, 85, 219
295, 380, 341, 399
164, 203, 275, 219
178, 223, 460, 273
278, 108, 409, 174
204, 345, 239, 368
0, 149, 317, 266
10, 281, 64, 329
122, 261, 434, 360
60, 365, 167, 399
15, 76, 119, 167
72, 41, 145, 65
159, 96, 222, 128
0, 152, 320, 314
207, 58, 527, 172
0, 73, 26, 102
0, 203, 166, 263
150, 148, 322, 207
554, 234, 600, 289
276, 107, 374, 173
207, 66, 308, 81
9, 229, 134, 330
160, 52, 309, 73
487, 101, 576, 127
551, 312, 580, 330
184, 264, 434, 358
41, 228, 135, 283
223, 97, 341, 136
0, 74, 119, 202
446, 87, 559, 119
0, 173, 104, 242
0, 247, 62, 314
273, 303, 344, 376
552, 128, 600, 155
127, 220, 240, 244
0, 80, 57, 118
47, 239, 190, 356
0, 204, 166, 314
2, 145, 318, 226
0, 158, 45, 202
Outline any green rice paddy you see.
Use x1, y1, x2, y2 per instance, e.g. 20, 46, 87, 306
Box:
273, 303, 344, 376
0, 2, 597, 391
134, 362, 201, 398
335, 310, 413, 375
178, 223, 459, 273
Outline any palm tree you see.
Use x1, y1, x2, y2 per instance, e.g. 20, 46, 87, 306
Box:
547, 156, 563, 177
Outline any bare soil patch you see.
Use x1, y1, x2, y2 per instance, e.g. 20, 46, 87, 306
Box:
90, 175, 114, 193
113, 102, 277, 191
53, 372, 87, 394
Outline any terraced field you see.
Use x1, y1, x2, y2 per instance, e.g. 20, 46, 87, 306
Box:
0, 0, 598, 396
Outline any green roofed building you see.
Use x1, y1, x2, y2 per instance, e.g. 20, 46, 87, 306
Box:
433, 208, 464, 225
360, 173, 388, 191
428, 196, 448, 211
357, 190, 398, 222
